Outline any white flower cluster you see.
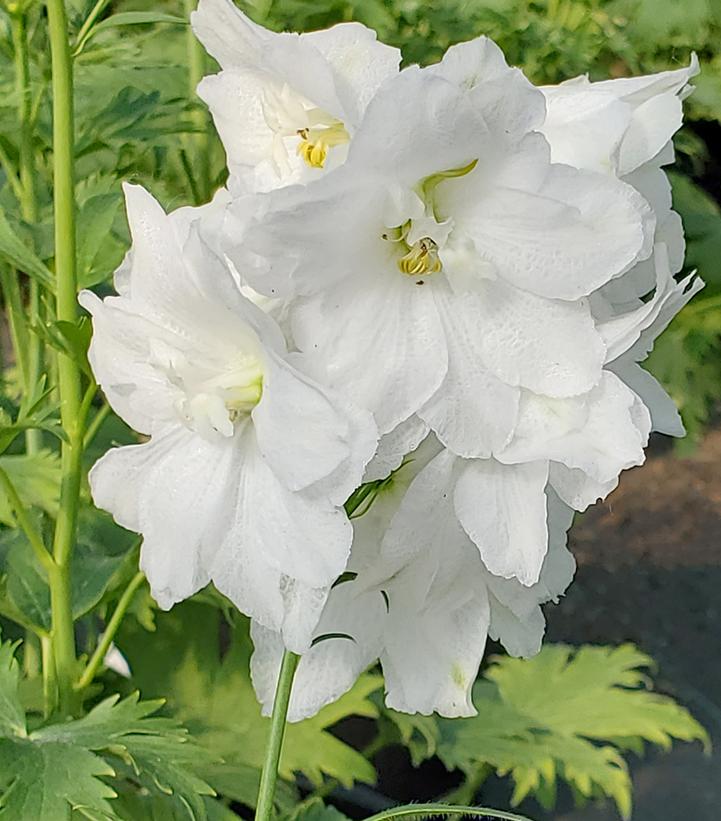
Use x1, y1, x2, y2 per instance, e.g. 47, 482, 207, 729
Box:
82, 0, 701, 719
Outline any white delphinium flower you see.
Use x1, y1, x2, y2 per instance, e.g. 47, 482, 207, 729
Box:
251, 436, 576, 720
540, 58, 698, 303
227, 38, 654, 459
190, 0, 401, 193
540, 58, 699, 179
80, 184, 377, 651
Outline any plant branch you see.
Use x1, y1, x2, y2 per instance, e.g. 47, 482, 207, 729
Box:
73, 0, 112, 56
0, 465, 55, 575
83, 401, 110, 450
255, 650, 300, 821
75, 571, 145, 691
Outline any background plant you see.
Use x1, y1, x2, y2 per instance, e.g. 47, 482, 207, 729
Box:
0, 1, 714, 819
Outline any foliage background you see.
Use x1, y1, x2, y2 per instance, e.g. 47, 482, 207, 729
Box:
0, 0, 717, 819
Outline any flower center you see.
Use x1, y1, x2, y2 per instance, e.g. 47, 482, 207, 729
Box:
151, 342, 264, 439
296, 120, 350, 168
382, 159, 478, 279
261, 85, 349, 172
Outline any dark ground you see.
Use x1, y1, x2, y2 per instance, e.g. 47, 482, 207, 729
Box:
370, 429, 721, 821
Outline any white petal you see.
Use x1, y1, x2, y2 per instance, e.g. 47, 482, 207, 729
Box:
469, 280, 606, 398
291, 277, 448, 435
380, 453, 491, 716
610, 357, 684, 437
488, 600, 545, 658
500, 371, 651, 484
347, 67, 490, 186
429, 36, 546, 136
252, 350, 377, 503
210, 426, 352, 651
251, 576, 384, 722
540, 85, 631, 172
453, 160, 652, 299
419, 288, 520, 457
618, 93, 684, 176
191, 0, 269, 68
79, 291, 176, 434
381, 561, 489, 718
549, 462, 618, 511
89, 426, 236, 608
364, 416, 430, 482
454, 459, 550, 585
300, 23, 401, 126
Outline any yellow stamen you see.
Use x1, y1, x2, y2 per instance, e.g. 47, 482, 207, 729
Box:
296, 120, 350, 169
398, 238, 443, 276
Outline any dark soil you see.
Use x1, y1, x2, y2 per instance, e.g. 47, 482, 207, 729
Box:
365, 430, 721, 821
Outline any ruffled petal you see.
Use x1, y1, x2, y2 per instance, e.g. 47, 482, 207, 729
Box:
89, 425, 236, 608
364, 416, 430, 482
467, 280, 606, 398
453, 458, 550, 585
499, 371, 651, 484
252, 349, 377, 503
610, 357, 684, 437
291, 276, 448, 435
209, 426, 352, 651
300, 22, 401, 126
419, 288, 519, 457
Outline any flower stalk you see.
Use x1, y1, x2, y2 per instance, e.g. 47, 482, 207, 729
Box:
255, 650, 300, 821
46, 0, 83, 716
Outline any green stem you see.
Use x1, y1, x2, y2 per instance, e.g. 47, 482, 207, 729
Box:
0, 466, 55, 575
72, 0, 112, 56
0, 141, 23, 202
47, 0, 83, 717
364, 804, 534, 821
41, 634, 56, 718
254, 650, 300, 821
82, 401, 110, 450
75, 571, 144, 691
11, 9, 43, 456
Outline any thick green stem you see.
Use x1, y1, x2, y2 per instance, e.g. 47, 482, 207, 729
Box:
75, 571, 145, 691
254, 650, 300, 821
46, 0, 82, 717
11, 10, 43, 456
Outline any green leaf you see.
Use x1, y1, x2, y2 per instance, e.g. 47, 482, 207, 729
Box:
118, 602, 381, 796
0, 737, 117, 820
0, 674, 214, 821
0, 209, 54, 291
0, 450, 61, 526
77, 193, 124, 289
91, 12, 187, 34
0, 509, 131, 633
436, 645, 709, 819
33, 317, 93, 377
0, 638, 24, 738
75, 13, 187, 57
382, 709, 440, 766
285, 797, 351, 821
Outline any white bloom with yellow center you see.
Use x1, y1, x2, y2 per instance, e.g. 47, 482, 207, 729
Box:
80, 184, 377, 652
191, 0, 401, 193
230, 38, 654, 459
